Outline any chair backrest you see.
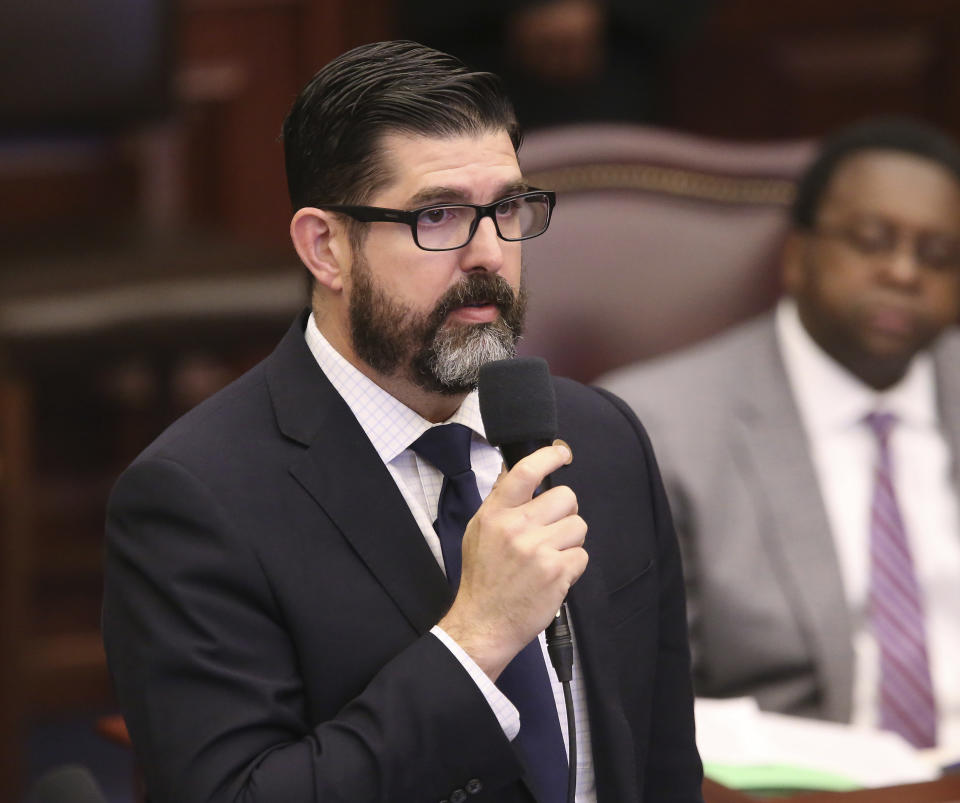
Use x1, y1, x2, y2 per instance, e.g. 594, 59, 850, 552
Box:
517, 123, 815, 382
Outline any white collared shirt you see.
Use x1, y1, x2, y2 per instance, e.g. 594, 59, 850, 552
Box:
304, 314, 596, 799
777, 299, 960, 752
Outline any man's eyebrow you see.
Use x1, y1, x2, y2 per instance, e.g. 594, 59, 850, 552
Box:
405, 180, 530, 208
500, 179, 531, 197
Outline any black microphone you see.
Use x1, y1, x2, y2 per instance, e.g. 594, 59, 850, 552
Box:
477, 357, 574, 682
478, 356, 558, 475
25, 764, 108, 803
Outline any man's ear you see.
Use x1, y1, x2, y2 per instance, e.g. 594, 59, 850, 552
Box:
781, 229, 808, 296
290, 208, 351, 293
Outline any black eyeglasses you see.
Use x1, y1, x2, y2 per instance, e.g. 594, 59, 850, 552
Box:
313, 189, 557, 251
813, 218, 960, 272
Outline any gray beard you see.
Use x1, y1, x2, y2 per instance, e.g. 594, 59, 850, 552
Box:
421, 317, 518, 390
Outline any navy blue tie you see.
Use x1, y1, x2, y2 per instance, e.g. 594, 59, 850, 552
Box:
410, 423, 481, 588
410, 424, 569, 803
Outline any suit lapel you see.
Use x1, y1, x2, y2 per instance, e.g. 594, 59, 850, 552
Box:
733, 319, 854, 722
567, 572, 639, 800
554, 461, 640, 802
266, 313, 452, 635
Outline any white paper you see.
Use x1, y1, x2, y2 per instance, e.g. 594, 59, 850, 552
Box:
695, 696, 940, 788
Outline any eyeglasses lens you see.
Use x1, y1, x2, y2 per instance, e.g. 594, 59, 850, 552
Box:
840, 221, 960, 270
415, 194, 550, 250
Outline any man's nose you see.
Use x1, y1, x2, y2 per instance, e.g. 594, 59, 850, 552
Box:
883, 240, 923, 286
459, 216, 505, 273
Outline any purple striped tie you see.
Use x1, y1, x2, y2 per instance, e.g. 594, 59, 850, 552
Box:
866, 411, 937, 748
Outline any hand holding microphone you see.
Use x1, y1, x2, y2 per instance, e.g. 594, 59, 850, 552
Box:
437, 358, 588, 681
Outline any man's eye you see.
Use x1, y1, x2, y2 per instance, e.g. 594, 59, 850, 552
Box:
919, 236, 960, 268
496, 199, 520, 217
421, 208, 450, 225
419, 207, 470, 227
847, 226, 895, 254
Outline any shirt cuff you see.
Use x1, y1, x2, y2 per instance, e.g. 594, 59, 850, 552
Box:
430, 625, 520, 741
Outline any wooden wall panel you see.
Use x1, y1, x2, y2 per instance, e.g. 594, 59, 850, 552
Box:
177, 0, 395, 247
0, 2, 393, 798
179, 1, 307, 245
665, 0, 960, 141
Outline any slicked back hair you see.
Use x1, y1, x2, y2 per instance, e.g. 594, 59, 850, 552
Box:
792, 116, 960, 230
282, 40, 521, 216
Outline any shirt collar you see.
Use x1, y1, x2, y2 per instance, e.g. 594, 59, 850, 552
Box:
776, 297, 938, 435
303, 313, 487, 462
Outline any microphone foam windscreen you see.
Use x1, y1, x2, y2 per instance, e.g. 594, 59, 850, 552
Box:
478, 357, 558, 446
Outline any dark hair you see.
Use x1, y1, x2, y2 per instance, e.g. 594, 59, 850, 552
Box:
792, 116, 960, 229
281, 40, 521, 212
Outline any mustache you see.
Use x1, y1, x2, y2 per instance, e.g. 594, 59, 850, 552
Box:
428, 273, 518, 326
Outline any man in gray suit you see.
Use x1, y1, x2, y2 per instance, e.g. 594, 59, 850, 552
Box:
599, 118, 960, 751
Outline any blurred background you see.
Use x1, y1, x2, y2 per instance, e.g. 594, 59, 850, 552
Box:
3, 0, 960, 799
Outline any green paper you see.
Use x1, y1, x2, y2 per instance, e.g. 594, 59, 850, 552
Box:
705, 761, 862, 795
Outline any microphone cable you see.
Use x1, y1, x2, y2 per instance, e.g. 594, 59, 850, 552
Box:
547, 603, 577, 803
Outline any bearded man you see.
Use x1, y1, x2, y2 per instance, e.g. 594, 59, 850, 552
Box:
102, 40, 702, 803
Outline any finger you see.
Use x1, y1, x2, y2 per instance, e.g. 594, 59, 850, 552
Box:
560, 544, 590, 587
531, 514, 588, 552
523, 484, 578, 524
490, 443, 573, 507
489, 462, 509, 492
530, 537, 590, 593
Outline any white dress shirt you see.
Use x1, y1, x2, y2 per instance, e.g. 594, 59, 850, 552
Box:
777, 299, 960, 753
304, 314, 596, 799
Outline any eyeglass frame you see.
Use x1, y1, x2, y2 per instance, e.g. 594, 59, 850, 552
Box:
809, 218, 960, 273
310, 189, 557, 252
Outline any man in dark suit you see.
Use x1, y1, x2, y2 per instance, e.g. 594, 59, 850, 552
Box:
102, 41, 702, 802
600, 118, 960, 752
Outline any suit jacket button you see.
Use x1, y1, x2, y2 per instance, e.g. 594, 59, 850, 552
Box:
465, 778, 483, 794
450, 790, 467, 803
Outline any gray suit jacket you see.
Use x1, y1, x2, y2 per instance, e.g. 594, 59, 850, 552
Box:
598, 312, 960, 722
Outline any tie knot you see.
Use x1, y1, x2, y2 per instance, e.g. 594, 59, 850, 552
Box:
410, 423, 474, 478
865, 410, 897, 443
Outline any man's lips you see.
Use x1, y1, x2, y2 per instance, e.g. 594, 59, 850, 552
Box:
865, 304, 918, 338
447, 302, 500, 324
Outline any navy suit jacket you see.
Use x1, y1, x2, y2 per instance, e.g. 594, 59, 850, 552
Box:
102, 311, 702, 802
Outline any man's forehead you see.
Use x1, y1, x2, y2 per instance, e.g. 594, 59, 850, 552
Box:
823, 150, 959, 204
374, 128, 522, 201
